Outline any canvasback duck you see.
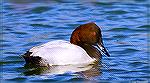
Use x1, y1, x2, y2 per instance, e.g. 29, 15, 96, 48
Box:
23, 22, 110, 67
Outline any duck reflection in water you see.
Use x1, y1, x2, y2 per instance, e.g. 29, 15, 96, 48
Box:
23, 61, 102, 78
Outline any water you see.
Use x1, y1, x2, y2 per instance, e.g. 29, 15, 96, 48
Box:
1, 0, 149, 82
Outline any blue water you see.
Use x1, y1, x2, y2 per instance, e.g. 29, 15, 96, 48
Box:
1, 0, 149, 82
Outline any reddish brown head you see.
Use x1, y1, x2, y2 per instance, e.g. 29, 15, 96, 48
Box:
70, 22, 110, 59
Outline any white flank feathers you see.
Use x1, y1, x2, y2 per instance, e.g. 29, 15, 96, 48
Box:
29, 40, 95, 65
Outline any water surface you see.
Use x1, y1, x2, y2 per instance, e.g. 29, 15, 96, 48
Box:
1, 0, 149, 82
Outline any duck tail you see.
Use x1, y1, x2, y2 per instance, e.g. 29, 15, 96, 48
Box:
22, 51, 49, 67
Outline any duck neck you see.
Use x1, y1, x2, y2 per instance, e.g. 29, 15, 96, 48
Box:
79, 44, 102, 60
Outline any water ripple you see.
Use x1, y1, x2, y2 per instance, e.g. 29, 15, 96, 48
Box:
28, 6, 51, 14
106, 10, 128, 15
30, 24, 54, 28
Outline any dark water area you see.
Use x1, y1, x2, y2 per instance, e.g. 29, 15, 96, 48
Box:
1, 0, 149, 82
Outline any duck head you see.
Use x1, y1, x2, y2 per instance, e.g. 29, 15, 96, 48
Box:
70, 22, 110, 59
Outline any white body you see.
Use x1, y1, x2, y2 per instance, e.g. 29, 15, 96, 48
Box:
29, 40, 95, 65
